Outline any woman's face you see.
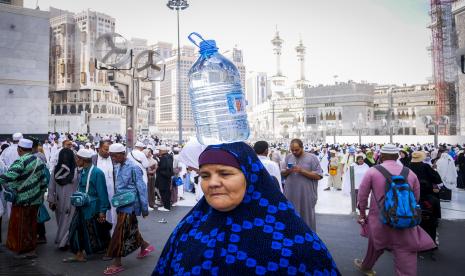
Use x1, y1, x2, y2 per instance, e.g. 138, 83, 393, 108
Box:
357, 157, 364, 165
199, 164, 247, 212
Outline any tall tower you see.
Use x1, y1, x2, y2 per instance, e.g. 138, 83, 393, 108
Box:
295, 36, 309, 90
296, 37, 306, 81
271, 26, 284, 77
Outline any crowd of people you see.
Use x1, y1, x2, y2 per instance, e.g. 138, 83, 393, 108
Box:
0, 131, 464, 275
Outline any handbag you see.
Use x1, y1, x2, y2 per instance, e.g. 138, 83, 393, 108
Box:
37, 203, 51, 223
4, 156, 39, 203
111, 169, 138, 208
71, 166, 94, 207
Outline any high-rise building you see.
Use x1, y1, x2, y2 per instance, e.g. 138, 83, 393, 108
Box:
154, 43, 246, 140
48, 8, 151, 134
154, 43, 197, 139
0, 2, 49, 136
245, 72, 269, 109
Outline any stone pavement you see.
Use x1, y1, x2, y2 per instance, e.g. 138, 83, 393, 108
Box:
1, 203, 464, 276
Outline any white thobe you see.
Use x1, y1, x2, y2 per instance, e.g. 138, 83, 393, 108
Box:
127, 150, 149, 184
96, 155, 117, 227
258, 155, 283, 192
0, 144, 19, 168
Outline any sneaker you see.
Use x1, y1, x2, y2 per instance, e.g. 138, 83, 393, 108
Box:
172, 203, 178, 207
324, 187, 330, 191
336, 188, 342, 191
158, 207, 170, 212
148, 207, 154, 211
354, 259, 376, 276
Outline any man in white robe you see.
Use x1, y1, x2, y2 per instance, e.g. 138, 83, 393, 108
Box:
436, 150, 458, 189
127, 141, 149, 185
0, 133, 22, 168
92, 140, 117, 230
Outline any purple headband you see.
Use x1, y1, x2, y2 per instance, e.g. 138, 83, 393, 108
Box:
198, 149, 241, 170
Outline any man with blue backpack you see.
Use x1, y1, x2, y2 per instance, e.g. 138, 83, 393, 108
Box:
354, 144, 436, 276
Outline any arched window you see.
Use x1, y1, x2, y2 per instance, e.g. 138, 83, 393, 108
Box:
85, 104, 90, 113
101, 105, 107, 113
78, 104, 83, 113
51, 106, 55, 114
338, 112, 342, 120
62, 105, 68, 114
70, 105, 76, 114
55, 105, 61, 115
93, 105, 99, 113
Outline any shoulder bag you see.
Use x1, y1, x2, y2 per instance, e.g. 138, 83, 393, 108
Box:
70, 165, 94, 207
111, 169, 137, 208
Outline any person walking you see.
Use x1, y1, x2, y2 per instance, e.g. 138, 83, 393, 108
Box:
355, 144, 435, 276
64, 149, 111, 263
47, 148, 78, 249
105, 143, 153, 275
253, 140, 283, 192
282, 139, 323, 231
408, 151, 442, 246
325, 150, 343, 191
0, 138, 47, 258
155, 145, 174, 212
456, 150, 465, 190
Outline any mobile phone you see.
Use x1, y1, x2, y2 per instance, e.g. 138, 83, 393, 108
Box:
287, 163, 294, 169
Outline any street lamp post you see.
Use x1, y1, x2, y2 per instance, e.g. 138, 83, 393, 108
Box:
167, 0, 189, 145
387, 87, 393, 143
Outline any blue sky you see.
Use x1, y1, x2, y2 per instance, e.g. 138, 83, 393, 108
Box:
26, 0, 432, 86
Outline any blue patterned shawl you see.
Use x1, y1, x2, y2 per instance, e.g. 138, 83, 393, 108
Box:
153, 142, 340, 276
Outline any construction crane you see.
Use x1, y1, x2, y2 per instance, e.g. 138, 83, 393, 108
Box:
429, 0, 456, 135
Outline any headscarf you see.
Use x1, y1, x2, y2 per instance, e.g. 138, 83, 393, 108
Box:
54, 148, 76, 185
153, 142, 340, 276
365, 151, 375, 164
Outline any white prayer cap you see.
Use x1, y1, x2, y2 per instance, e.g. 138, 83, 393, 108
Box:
18, 138, 33, 149
12, 133, 23, 141
173, 147, 180, 152
109, 143, 126, 153
76, 149, 93, 159
135, 141, 145, 148
380, 144, 399, 155
85, 142, 92, 147
159, 145, 169, 151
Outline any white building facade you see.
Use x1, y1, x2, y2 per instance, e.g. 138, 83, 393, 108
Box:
0, 3, 49, 136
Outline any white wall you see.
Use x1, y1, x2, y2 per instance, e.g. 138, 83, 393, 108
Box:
0, 4, 49, 135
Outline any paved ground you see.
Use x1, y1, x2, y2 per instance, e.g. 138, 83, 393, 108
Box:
1, 204, 464, 276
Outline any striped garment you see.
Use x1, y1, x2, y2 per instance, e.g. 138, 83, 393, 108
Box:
0, 153, 47, 206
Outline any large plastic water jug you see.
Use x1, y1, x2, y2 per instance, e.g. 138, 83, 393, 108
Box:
187, 32, 250, 145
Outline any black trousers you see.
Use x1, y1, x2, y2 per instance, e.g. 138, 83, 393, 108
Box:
37, 222, 46, 238
159, 189, 171, 210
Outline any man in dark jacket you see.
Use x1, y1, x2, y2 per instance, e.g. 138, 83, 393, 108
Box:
155, 145, 173, 211
407, 151, 442, 246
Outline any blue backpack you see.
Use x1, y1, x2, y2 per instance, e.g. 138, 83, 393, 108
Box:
373, 165, 422, 229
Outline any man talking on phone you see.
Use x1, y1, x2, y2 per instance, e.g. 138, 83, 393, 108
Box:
282, 139, 323, 231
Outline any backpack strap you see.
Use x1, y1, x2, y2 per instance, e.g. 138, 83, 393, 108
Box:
373, 165, 393, 188
400, 166, 410, 182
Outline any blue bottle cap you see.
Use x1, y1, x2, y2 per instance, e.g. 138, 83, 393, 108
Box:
199, 40, 218, 55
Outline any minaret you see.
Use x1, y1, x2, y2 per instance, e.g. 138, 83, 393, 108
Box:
271, 26, 284, 77
295, 36, 306, 81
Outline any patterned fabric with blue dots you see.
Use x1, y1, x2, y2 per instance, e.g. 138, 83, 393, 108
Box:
152, 142, 340, 276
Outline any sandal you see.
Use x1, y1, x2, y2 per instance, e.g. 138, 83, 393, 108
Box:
104, 266, 125, 275
136, 245, 154, 259
63, 256, 87, 263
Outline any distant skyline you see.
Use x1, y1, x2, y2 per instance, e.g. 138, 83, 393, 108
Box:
26, 0, 432, 86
